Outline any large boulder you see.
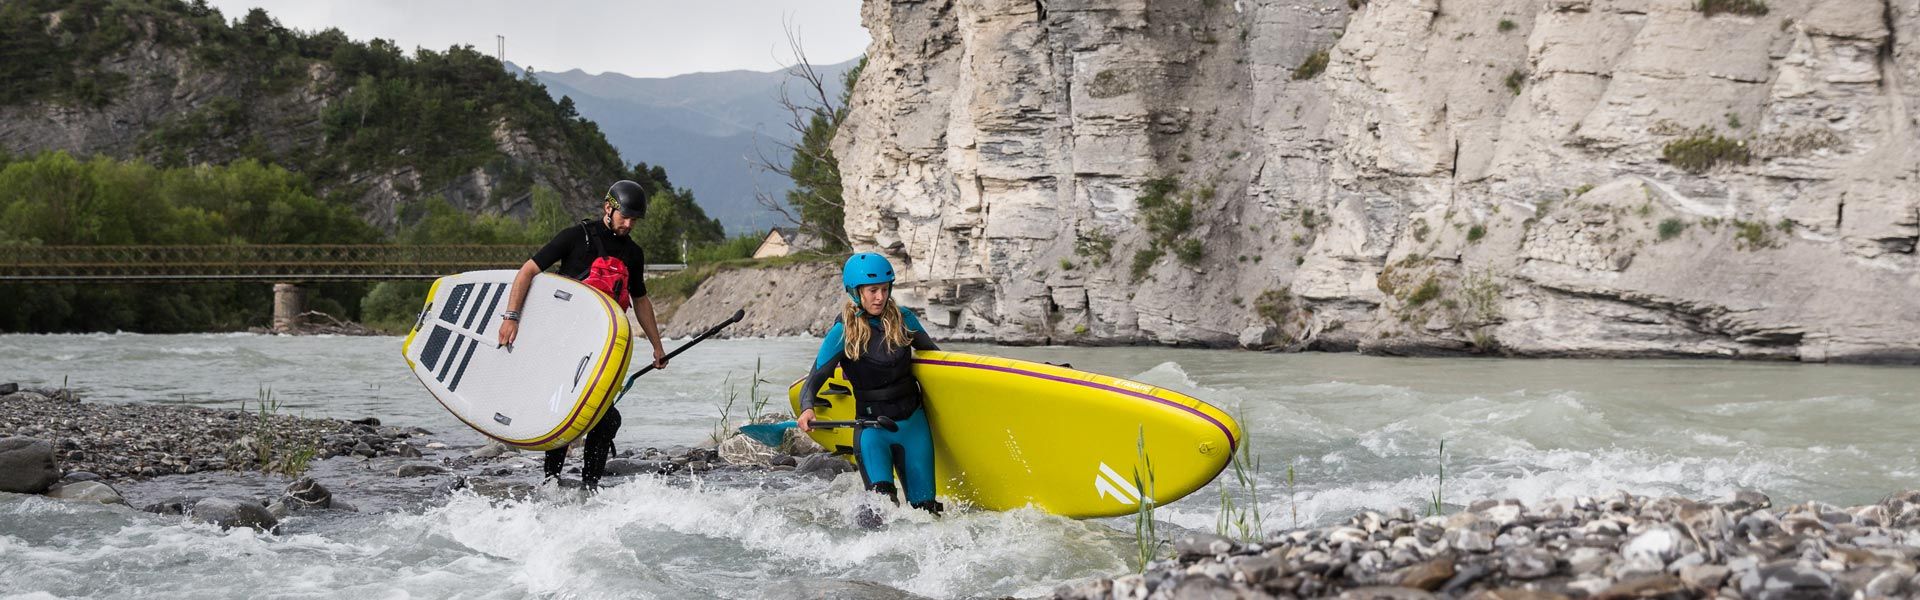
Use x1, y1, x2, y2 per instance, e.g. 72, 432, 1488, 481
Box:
191, 497, 279, 533
283, 477, 331, 510
797, 454, 854, 477
0, 437, 61, 494
45, 481, 126, 505
717, 433, 777, 466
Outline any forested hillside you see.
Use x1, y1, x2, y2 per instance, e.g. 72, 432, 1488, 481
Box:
0, 0, 728, 332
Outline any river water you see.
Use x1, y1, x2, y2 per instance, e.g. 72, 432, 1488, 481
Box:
2, 333, 1917, 599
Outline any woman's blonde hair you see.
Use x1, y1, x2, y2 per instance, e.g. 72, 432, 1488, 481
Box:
843, 294, 912, 361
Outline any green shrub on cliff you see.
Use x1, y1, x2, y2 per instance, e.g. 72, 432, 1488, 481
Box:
1697, 0, 1768, 16
1663, 133, 1750, 174
1293, 50, 1330, 80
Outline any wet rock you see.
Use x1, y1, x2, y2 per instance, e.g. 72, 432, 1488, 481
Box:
1720, 490, 1772, 514
1594, 574, 1690, 599
1504, 548, 1555, 579
284, 477, 331, 509
58, 471, 102, 485
604, 458, 672, 476
141, 497, 189, 515
191, 497, 278, 532
44, 480, 126, 505
1741, 561, 1842, 600
717, 433, 776, 466
770, 454, 798, 467
1622, 525, 1689, 565
1397, 556, 1456, 590
0, 383, 16, 395
1174, 533, 1237, 558
1, 391, 50, 404
1450, 529, 1494, 553
1227, 555, 1286, 583
394, 463, 448, 477
469, 442, 516, 459
351, 442, 376, 458
1337, 586, 1439, 599
350, 417, 380, 427
1864, 566, 1911, 596
394, 444, 422, 459
796, 454, 853, 477
0, 437, 61, 494
1439, 562, 1491, 595
1678, 564, 1730, 590
1462, 591, 1570, 600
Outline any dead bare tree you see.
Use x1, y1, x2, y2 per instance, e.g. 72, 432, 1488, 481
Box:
749, 20, 855, 251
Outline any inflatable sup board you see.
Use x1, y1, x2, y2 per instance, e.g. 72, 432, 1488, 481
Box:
402, 270, 631, 451
789, 350, 1240, 519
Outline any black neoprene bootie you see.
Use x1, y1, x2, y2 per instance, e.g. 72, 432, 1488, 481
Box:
580, 444, 610, 491
910, 500, 944, 516
868, 481, 899, 503
542, 449, 566, 481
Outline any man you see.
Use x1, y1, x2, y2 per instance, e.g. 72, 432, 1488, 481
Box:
496, 180, 669, 490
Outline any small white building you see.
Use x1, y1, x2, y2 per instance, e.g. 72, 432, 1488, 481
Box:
752, 227, 820, 259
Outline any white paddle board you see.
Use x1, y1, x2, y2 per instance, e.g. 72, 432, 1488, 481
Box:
401, 270, 632, 451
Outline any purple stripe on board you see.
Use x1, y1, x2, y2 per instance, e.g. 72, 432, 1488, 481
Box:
914, 358, 1237, 449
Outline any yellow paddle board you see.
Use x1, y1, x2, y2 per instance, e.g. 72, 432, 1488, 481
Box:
788, 350, 1240, 519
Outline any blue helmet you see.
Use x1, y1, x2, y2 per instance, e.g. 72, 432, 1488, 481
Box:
842, 252, 896, 301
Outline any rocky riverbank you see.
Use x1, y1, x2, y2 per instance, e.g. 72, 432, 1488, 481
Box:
11, 385, 1920, 598
1057, 490, 1920, 599
0, 385, 850, 533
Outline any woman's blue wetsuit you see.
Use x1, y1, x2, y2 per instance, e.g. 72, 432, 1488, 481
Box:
800, 308, 941, 510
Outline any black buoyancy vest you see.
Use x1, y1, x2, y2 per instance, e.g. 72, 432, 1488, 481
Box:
842, 318, 921, 420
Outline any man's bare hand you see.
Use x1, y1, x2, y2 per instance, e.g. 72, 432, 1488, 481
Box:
497, 320, 519, 349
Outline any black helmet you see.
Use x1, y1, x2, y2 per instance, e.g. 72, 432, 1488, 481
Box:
606, 180, 647, 218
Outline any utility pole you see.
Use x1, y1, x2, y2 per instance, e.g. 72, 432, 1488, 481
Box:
496, 35, 505, 64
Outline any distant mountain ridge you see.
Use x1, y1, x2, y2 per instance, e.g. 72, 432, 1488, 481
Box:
509, 59, 861, 234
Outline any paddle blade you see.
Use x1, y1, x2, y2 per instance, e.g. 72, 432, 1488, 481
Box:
738, 421, 796, 447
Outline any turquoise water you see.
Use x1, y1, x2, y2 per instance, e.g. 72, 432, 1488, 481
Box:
2, 334, 1916, 598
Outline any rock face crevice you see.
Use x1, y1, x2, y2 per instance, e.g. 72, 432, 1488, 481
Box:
836, 0, 1920, 362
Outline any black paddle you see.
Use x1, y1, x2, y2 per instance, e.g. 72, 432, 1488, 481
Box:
613, 309, 745, 403
739, 415, 898, 446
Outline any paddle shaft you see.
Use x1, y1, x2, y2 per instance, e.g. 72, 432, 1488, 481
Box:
614, 309, 745, 402
809, 416, 898, 432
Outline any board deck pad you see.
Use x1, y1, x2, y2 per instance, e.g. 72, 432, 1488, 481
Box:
403, 270, 631, 451
789, 350, 1240, 519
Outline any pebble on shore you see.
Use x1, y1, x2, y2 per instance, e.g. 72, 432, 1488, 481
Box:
0, 386, 432, 480
1056, 490, 1920, 599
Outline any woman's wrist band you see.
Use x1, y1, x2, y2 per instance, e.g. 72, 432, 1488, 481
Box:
502, 310, 521, 321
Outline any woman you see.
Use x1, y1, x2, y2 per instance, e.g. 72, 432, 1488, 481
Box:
797, 252, 943, 514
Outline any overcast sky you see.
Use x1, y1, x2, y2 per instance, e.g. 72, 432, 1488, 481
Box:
202, 0, 869, 78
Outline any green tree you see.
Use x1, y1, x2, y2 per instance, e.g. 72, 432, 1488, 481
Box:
0, 152, 377, 332
767, 54, 864, 251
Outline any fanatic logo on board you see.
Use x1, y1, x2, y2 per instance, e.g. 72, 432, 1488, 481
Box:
1094, 462, 1146, 505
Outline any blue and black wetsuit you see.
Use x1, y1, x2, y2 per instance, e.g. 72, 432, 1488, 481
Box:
801, 308, 941, 511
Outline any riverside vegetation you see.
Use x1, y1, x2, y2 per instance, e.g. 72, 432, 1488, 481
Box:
0, 0, 747, 334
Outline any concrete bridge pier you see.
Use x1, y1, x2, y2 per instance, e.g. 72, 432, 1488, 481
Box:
272, 283, 305, 333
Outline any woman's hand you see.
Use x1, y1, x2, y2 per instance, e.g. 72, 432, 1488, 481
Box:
797, 408, 816, 432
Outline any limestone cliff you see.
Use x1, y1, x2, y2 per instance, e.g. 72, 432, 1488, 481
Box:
836, 0, 1920, 362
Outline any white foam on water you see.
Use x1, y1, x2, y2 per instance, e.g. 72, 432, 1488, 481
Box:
389, 474, 1131, 599
1133, 361, 1203, 391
